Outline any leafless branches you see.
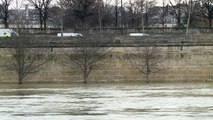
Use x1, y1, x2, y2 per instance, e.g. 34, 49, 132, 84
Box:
2, 36, 51, 84
0, 0, 13, 28
65, 36, 110, 84
127, 39, 163, 82
28, 0, 53, 32
201, 0, 213, 27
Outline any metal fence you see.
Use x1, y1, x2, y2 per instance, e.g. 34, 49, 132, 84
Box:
0, 34, 212, 48
10, 27, 213, 35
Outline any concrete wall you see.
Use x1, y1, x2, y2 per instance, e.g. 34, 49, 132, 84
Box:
0, 46, 213, 83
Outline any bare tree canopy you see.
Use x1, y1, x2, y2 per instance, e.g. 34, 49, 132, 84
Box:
157, 0, 167, 27
169, 0, 185, 27
28, 0, 53, 32
65, 36, 109, 84
127, 39, 163, 82
132, 0, 156, 31
2, 36, 51, 84
69, 0, 96, 27
0, 0, 12, 28
201, 0, 213, 27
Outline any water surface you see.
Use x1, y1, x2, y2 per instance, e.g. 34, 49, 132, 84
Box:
0, 83, 213, 120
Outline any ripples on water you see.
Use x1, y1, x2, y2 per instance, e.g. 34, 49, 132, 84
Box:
0, 83, 213, 120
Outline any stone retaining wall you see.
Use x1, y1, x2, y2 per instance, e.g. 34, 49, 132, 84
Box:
0, 46, 213, 83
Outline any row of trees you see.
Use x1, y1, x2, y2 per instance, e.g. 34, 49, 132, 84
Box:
1, 36, 162, 84
0, 0, 212, 31
53, 0, 213, 29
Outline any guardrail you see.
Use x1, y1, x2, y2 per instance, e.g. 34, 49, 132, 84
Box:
8, 27, 213, 35
0, 34, 212, 48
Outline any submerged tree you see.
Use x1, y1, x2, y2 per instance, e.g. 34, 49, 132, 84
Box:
66, 37, 109, 84
127, 41, 163, 83
3, 36, 51, 84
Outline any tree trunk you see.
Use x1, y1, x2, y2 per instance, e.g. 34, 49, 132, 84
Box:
162, 1, 165, 28
98, 2, 102, 36
39, 16, 43, 29
83, 73, 87, 84
140, 0, 144, 33
145, 2, 148, 27
186, 0, 191, 35
178, 4, 181, 27
60, 4, 64, 40
120, 0, 123, 35
209, 18, 212, 27
115, 5, 118, 28
146, 73, 149, 83
4, 17, 9, 28
18, 74, 23, 84
44, 19, 47, 34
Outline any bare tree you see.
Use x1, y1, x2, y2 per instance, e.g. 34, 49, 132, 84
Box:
126, 0, 138, 27
127, 41, 163, 83
182, 0, 202, 28
138, 0, 145, 33
3, 36, 51, 84
28, 0, 53, 32
96, 0, 113, 32
120, 0, 123, 34
56, 0, 66, 40
115, 0, 119, 27
130, 0, 155, 32
201, 0, 213, 27
66, 37, 109, 84
96, 0, 103, 35
0, 0, 12, 28
69, 0, 96, 27
158, 0, 167, 27
170, 0, 184, 27
144, 0, 156, 27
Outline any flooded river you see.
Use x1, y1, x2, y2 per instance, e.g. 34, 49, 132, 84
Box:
0, 83, 213, 120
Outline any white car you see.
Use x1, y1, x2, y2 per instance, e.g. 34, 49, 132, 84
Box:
57, 33, 83, 37
129, 33, 149, 37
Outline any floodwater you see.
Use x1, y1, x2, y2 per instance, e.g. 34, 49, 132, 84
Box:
0, 83, 213, 120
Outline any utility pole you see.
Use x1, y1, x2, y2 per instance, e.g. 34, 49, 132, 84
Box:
16, 0, 20, 34
186, 0, 192, 35
120, 0, 123, 35
141, 0, 144, 33
162, 0, 165, 27
115, 0, 118, 28
60, 1, 64, 40
98, 0, 102, 37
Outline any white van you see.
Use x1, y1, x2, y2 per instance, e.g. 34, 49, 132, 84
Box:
130, 33, 149, 37
0, 29, 19, 37
57, 33, 83, 37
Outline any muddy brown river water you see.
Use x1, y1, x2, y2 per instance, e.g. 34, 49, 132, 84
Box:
0, 82, 213, 120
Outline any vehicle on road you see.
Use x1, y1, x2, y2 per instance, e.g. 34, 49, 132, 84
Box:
57, 33, 83, 37
0, 29, 19, 37
129, 33, 149, 37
